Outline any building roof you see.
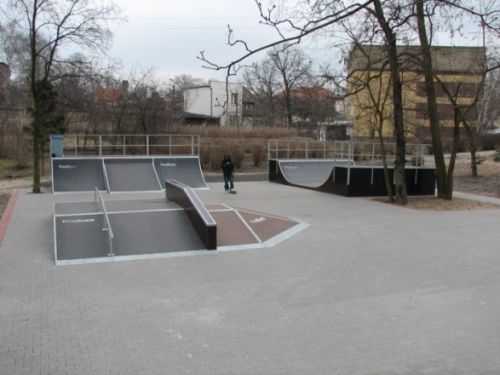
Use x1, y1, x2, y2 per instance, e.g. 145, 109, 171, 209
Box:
96, 88, 122, 103
276, 87, 339, 101
347, 45, 486, 74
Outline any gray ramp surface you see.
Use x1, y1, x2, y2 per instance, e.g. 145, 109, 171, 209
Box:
55, 199, 179, 215
105, 158, 161, 192
55, 214, 109, 260
154, 157, 207, 188
52, 159, 106, 192
55, 210, 205, 261
109, 210, 204, 255
278, 160, 335, 188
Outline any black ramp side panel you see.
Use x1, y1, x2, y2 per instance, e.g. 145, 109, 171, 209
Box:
56, 214, 109, 260
105, 158, 161, 192
110, 210, 205, 255
278, 160, 335, 188
154, 157, 207, 189
53, 159, 106, 192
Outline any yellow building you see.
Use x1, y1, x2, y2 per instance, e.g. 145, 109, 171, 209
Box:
346, 45, 485, 139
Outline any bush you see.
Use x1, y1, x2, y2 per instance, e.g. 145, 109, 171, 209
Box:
200, 139, 245, 171
251, 142, 266, 167
479, 133, 500, 151
474, 155, 486, 164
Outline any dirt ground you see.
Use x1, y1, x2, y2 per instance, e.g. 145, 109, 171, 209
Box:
453, 160, 500, 198
372, 196, 499, 211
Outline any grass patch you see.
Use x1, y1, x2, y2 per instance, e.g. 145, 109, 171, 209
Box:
0, 159, 31, 179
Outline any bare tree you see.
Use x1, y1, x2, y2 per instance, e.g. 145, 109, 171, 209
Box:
269, 46, 313, 127
4, 0, 121, 193
243, 58, 280, 125
478, 68, 500, 134
414, 0, 500, 199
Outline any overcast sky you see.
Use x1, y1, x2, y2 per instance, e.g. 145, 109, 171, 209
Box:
110, 0, 283, 81
108, 0, 487, 82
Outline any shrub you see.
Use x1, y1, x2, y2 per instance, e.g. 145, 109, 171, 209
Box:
479, 133, 500, 151
251, 142, 266, 167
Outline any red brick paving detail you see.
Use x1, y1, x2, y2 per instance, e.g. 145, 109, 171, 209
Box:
0, 189, 20, 247
237, 210, 298, 242
211, 211, 259, 246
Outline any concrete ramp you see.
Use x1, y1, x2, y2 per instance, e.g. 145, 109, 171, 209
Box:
278, 160, 336, 188
54, 214, 109, 260
104, 158, 161, 192
55, 210, 204, 262
154, 157, 207, 189
54, 190, 211, 264
52, 159, 106, 192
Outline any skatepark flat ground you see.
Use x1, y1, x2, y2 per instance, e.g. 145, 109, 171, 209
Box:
1, 181, 500, 374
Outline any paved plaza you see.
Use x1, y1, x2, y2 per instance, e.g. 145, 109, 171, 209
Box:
1, 181, 500, 374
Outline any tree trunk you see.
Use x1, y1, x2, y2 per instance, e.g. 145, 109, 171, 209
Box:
470, 148, 478, 177
445, 112, 461, 194
32, 110, 41, 193
415, 0, 451, 199
463, 124, 479, 177
373, 0, 407, 204
378, 128, 394, 202
285, 91, 292, 127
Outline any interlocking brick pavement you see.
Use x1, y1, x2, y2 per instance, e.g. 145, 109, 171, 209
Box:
0, 183, 500, 374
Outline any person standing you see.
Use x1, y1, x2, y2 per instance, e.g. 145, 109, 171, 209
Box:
221, 154, 235, 193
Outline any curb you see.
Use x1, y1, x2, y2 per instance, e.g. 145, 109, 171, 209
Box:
0, 189, 20, 247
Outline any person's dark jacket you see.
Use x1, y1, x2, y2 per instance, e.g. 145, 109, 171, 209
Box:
221, 158, 234, 176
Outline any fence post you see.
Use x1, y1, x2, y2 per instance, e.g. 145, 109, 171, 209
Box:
146, 135, 150, 155
305, 142, 308, 159
122, 135, 126, 155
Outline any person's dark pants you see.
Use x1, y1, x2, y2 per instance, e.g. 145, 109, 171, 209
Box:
224, 174, 234, 191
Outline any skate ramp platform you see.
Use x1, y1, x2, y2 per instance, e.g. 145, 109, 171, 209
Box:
52, 158, 107, 192
269, 159, 435, 196
104, 158, 161, 192
154, 157, 207, 189
52, 156, 207, 193
276, 160, 340, 188
53, 186, 307, 265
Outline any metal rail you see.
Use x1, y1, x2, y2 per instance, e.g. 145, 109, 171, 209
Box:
267, 139, 428, 168
94, 187, 114, 256
53, 134, 201, 157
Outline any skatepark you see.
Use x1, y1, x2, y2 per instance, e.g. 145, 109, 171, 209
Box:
1, 134, 500, 374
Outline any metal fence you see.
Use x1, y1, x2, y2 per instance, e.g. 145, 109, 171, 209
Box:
52, 134, 200, 157
267, 139, 430, 167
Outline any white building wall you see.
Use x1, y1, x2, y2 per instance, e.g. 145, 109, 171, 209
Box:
209, 81, 243, 126
184, 86, 212, 117
183, 81, 244, 126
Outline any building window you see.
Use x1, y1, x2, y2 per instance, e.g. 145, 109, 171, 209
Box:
229, 115, 238, 126
231, 93, 239, 105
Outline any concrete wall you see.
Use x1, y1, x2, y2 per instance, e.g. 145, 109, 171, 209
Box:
184, 86, 212, 117
183, 81, 244, 126
209, 81, 243, 125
